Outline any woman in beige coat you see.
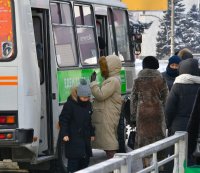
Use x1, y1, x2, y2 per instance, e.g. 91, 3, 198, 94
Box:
90, 55, 122, 158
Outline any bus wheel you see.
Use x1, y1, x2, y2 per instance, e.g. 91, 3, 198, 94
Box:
53, 132, 68, 173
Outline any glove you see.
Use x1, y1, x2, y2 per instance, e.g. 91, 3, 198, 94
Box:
130, 120, 136, 127
90, 71, 96, 82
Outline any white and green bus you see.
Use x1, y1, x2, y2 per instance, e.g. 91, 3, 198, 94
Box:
0, 0, 135, 172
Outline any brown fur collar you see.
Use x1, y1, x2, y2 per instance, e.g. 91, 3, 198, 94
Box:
138, 69, 161, 78
99, 56, 109, 79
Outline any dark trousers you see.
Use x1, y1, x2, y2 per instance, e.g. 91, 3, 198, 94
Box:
68, 157, 90, 172
163, 146, 174, 173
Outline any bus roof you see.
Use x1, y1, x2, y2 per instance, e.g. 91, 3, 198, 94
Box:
31, 0, 127, 9
76, 0, 127, 8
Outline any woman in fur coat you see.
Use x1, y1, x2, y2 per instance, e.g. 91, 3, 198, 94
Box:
130, 56, 168, 168
90, 55, 122, 158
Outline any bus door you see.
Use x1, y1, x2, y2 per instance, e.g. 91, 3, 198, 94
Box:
95, 7, 121, 57
32, 9, 53, 156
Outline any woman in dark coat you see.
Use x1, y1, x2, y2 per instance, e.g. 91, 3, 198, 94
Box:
187, 88, 200, 165
165, 59, 200, 135
59, 79, 95, 172
165, 58, 200, 165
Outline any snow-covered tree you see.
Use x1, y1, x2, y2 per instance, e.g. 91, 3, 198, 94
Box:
156, 0, 186, 59
183, 5, 200, 53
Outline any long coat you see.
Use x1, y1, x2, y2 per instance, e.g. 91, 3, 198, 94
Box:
90, 55, 122, 150
187, 88, 200, 160
130, 69, 168, 148
59, 92, 94, 159
165, 74, 200, 135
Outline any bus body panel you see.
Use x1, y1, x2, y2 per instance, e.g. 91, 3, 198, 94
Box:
30, 0, 49, 9
0, 67, 18, 110
76, 0, 127, 8
15, 0, 41, 154
30, 0, 126, 9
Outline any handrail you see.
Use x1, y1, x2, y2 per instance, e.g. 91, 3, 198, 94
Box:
76, 131, 188, 173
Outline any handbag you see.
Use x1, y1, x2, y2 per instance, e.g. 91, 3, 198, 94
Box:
117, 111, 126, 153
127, 129, 136, 150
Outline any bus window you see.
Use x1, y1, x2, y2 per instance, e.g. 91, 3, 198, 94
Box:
96, 16, 108, 57
50, 2, 78, 67
112, 9, 131, 61
74, 5, 98, 65
0, 0, 16, 61
108, 9, 115, 55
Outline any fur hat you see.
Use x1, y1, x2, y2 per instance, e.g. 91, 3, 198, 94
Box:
77, 79, 91, 97
178, 48, 193, 60
142, 56, 159, 69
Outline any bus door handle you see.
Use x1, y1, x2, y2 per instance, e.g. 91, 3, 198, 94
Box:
52, 93, 56, 100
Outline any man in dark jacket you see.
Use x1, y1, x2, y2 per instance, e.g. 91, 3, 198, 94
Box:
59, 79, 95, 172
162, 55, 181, 91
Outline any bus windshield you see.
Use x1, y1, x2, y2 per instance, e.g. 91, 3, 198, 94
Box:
113, 9, 131, 61
0, 0, 15, 61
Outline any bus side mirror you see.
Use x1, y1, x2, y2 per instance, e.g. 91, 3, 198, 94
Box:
131, 34, 142, 55
133, 34, 142, 44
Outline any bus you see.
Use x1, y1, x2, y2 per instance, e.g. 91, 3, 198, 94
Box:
0, 0, 134, 172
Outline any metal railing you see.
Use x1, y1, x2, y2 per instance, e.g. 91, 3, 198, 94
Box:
76, 131, 188, 173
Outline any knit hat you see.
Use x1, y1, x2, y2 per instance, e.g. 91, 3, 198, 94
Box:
166, 56, 181, 78
179, 59, 199, 76
168, 55, 181, 65
142, 56, 159, 69
77, 79, 91, 97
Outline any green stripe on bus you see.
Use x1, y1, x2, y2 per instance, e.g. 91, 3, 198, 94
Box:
184, 161, 200, 173
57, 68, 126, 104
